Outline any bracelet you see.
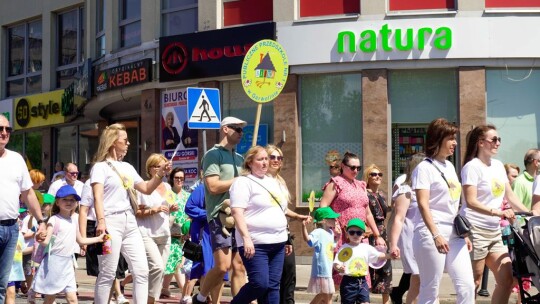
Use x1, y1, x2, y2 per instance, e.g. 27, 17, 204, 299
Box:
98, 217, 105, 221
155, 173, 164, 179
432, 233, 441, 240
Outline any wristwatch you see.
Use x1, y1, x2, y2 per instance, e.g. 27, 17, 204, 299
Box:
37, 219, 46, 225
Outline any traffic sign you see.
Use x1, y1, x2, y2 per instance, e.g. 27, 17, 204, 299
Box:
187, 87, 221, 129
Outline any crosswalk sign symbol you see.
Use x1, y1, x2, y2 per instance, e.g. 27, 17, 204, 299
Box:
187, 87, 221, 129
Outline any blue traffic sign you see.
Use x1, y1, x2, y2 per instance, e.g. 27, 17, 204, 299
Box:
187, 87, 221, 129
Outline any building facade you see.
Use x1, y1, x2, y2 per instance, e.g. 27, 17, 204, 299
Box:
2, 0, 540, 258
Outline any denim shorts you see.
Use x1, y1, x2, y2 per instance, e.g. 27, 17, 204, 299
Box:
209, 218, 236, 251
340, 275, 370, 304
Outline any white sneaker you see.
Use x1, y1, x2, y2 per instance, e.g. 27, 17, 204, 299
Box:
117, 295, 129, 304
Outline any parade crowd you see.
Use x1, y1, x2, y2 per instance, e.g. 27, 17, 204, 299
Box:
2, 113, 540, 304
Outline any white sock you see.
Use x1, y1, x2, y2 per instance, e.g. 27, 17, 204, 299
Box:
196, 294, 206, 302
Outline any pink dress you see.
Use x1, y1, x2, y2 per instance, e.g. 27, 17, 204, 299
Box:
324, 175, 371, 286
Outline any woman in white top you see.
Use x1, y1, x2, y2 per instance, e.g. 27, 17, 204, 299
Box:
411, 118, 475, 304
90, 123, 171, 304
388, 153, 424, 304
136, 153, 178, 303
462, 124, 530, 304
230, 145, 289, 304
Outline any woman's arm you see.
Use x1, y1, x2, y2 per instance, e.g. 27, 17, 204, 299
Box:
388, 192, 411, 257
365, 207, 385, 246
319, 182, 337, 208
92, 183, 107, 236
285, 209, 310, 222
416, 189, 449, 253
232, 207, 255, 259
463, 185, 514, 219
504, 182, 530, 212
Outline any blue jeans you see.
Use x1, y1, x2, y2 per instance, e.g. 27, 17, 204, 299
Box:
231, 242, 285, 304
0, 222, 19, 303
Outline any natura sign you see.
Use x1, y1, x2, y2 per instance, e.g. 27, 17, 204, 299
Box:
337, 24, 452, 53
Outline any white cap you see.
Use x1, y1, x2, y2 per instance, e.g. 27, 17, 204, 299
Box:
220, 116, 247, 127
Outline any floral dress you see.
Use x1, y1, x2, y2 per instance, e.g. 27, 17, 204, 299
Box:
367, 190, 392, 294
164, 189, 190, 274
324, 175, 370, 285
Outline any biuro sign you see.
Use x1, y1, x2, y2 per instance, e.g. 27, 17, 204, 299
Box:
94, 58, 152, 93
337, 24, 452, 53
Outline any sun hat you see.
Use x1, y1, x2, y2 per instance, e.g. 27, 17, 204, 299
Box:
220, 116, 247, 127
313, 207, 340, 223
55, 185, 81, 201
346, 218, 366, 232
42, 193, 55, 205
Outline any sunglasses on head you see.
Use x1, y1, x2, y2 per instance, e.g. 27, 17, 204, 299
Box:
369, 172, 383, 177
343, 163, 362, 171
483, 136, 501, 144
270, 155, 283, 161
227, 125, 243, 133
348, 230, 363, 236
0, 126, 13, 134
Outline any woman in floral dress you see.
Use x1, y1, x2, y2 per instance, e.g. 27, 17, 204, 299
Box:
161, 167, 190, 298
364, 164, 392, 304
319, 151, 386, 286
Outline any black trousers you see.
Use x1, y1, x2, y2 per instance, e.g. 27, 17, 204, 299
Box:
279, 244, 296, 304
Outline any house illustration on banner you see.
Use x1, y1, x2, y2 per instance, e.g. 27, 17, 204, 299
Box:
255, 52, 276, 87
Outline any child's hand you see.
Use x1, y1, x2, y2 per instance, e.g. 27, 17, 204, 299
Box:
96, 233, 106, 242
334, 264, 345, 273
302, 219, 309, 226
334, 225, 342, 237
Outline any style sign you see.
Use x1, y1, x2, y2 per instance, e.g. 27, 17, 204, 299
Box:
95, 59, 152, 93
241, 40, 289, 103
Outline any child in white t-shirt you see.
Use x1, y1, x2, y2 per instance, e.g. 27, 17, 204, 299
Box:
334, 218, 391, 304
302, 206, 341, 304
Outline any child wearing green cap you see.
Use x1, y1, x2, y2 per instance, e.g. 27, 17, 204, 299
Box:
333, 218, 393, 304
301, 206, 341, 304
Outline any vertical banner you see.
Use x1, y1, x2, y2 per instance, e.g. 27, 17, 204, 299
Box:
161, 88, 199, 189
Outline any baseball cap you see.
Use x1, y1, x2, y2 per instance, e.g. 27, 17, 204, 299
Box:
220, 116, 247, 127
313, 207, 340, 223
347, 218, 366, 232
42, 193, 55, 205
55, 185, 81, 201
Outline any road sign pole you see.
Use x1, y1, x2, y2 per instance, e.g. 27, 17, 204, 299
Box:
251, 104, 262, 147
203, 130, 207, 154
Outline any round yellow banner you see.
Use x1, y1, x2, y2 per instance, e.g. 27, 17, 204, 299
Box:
241, 40, 289, 103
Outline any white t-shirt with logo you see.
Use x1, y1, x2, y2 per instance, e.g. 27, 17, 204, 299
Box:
138, 183, 173, 238
90, 161, 143, 214
333, 243, 382, 277
230, 175, 288, 247
47, 214, 78, 257
0, 149, 33, 220
462, 158, 508, 230
412, 159, 462, 228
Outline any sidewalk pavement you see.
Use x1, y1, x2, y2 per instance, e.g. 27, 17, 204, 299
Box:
16, 258, 520, 303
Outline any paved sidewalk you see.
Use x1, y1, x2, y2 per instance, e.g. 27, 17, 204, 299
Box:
15, 259, 524, 303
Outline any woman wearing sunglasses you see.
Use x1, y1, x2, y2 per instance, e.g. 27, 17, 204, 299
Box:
364, 164, 392, 304
412, 118, 474, 303
319, 151, 385, 287
462, 125, 531, 304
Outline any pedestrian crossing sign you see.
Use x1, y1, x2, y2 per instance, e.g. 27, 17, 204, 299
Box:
187, 87, 221, 129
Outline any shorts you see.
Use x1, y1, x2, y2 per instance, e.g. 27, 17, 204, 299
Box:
470, 224, 507, 260
209, 218, 236, 252
340, 275, 370, 304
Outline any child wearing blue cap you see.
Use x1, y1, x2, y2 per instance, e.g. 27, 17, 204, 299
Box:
333, 218, 393, 304
31, 185, 105, 303
302, 206, 341, 304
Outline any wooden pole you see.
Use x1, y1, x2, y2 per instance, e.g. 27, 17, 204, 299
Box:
251, 103, 262, 146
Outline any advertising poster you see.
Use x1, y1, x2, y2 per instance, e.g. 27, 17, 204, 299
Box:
161, 88, 199, 189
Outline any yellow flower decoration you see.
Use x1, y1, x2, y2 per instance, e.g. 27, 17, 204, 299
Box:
348, 257, 368, 277
448, 179, 462, 201
326, 242, 335, 262
491, 178, 504, 198
121, 174, 134, 189
165, 190, 177, 206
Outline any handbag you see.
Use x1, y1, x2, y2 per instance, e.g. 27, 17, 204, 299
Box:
107, 161, 139, 213
182, 240, 203, 262
453, 214, 473, 238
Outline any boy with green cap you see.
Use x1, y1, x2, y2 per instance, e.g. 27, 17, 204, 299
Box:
301, 206, 341, 304
333, 218, 393, 304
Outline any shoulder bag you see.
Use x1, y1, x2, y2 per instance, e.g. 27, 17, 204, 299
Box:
106, 161, 139, 213
424, 158, 472, 238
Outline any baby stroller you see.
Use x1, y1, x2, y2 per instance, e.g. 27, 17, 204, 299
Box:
505, 212, 540, 303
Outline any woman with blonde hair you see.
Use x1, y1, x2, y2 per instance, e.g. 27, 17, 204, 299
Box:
135, 153, 178, 303
88, 123, 172, 304
388, 153, 425, 304
364, 164, 392, 304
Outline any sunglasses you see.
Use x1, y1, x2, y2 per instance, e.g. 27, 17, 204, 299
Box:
348, 230, 363, 236
270, 155, 283, 161
227, 125, 243, 133
174, 176, 185, 181
67, 171, 79, 176
329, 165, 340, 170
343, 163, 362, 171
0, 126, 13, 134
483, 136, 501, 144
369, 172, 383, 177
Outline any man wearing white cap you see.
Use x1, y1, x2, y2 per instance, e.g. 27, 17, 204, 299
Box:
193, 116, 247, 304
